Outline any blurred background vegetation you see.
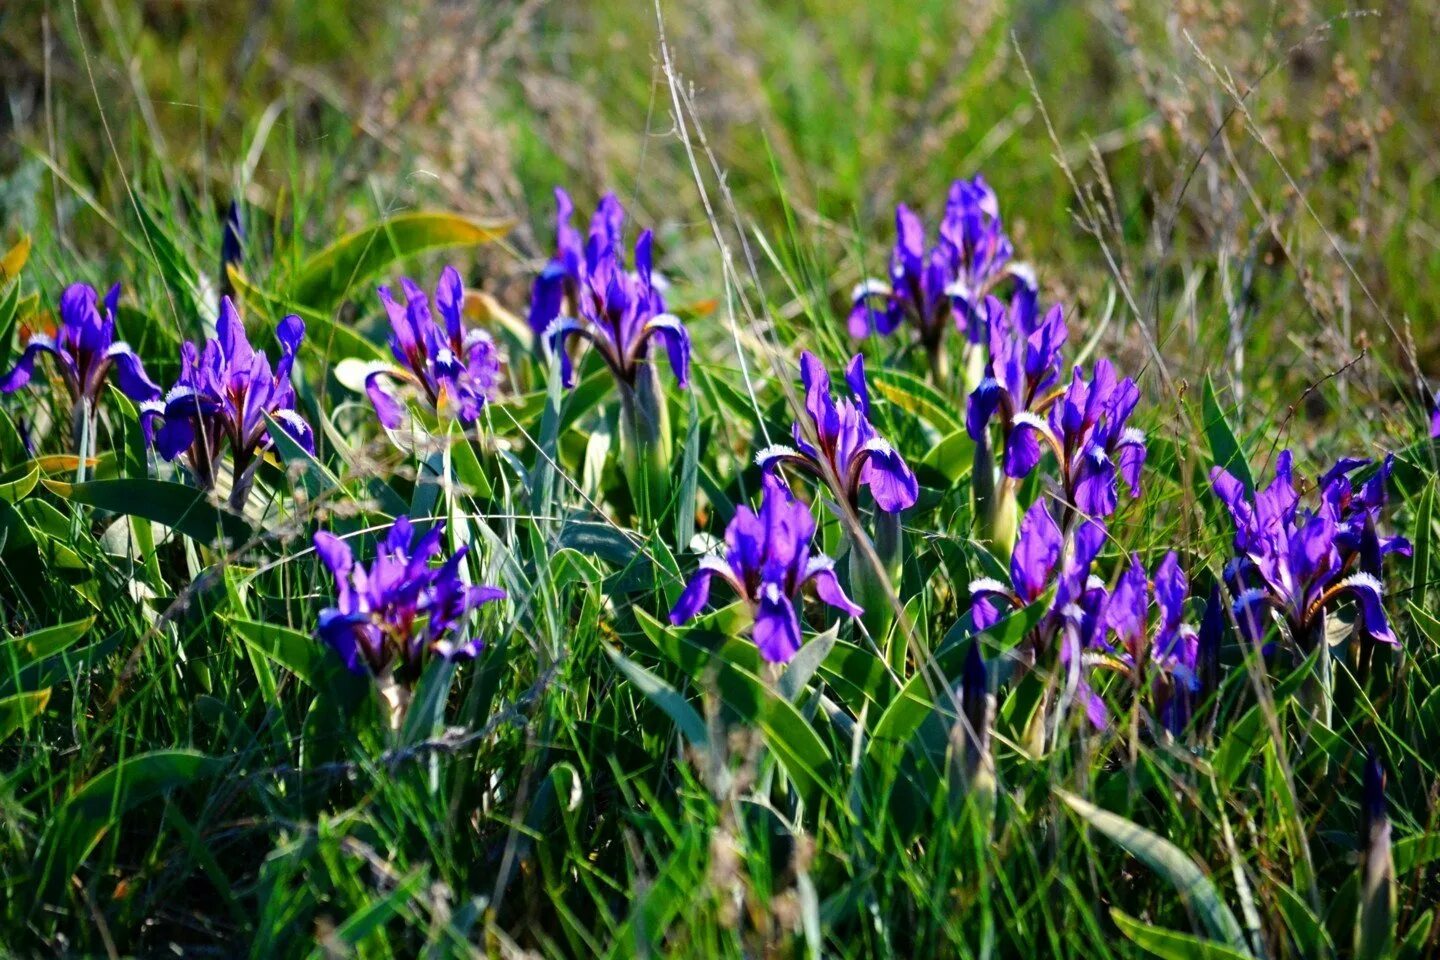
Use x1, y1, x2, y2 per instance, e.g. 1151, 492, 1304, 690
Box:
4, 0, 1439, 425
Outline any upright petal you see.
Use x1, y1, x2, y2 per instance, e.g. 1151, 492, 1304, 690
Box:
435, 265, 465, 345
1010, 499, 1062, 602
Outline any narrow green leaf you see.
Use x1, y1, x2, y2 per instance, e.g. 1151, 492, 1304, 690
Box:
1201, 375, 1255, 493
0, 463, 39, 503
0, 687, 50, 743
291, 212, 512, 311
605, 646, 710, 753
1111, 909, 1257, 960
44, 478, 252, 547
2, 617, 93, 666
1061, 791, 1250, 951
34, 750, 221, 905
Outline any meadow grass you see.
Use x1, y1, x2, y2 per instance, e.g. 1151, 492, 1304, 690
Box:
1, 1, 1439, 956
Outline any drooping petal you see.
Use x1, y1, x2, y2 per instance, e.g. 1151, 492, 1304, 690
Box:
860, 439, 919, 512
0, 336, 65, 394
270, 408, 315, 453
105, 342, 161, 401
1337, 573, 1398, 647
641, 314, 691, 387
1002, 411, 1051, 479
317, 609, 368, 675
804, 555, 864, 617
670, 557, 725, 624
753, 583, 803, 664
1010, 499, 1062, 602
966, 377, 1004, 441
363, 370, 406, 429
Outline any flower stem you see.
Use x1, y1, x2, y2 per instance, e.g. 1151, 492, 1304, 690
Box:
618, 365, 672, 525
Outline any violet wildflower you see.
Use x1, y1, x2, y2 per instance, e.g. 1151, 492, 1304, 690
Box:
530, 190, 691, 518
365, 266, 502, 430
1085, 552, 1210, 736
669, 474, 862, 664
1003, 357, 1147, 520
757, 352, 918, 514
313, 517, 505, 702
758, 351, 917, 643
965, 291, 1068, 554
1212, 452, 1398, 728
967, 500, 1110, 739
1431, 389, 1440, 439
141, 297, 314, 511
849, 175, 1031, 385
0, 282, 160, 458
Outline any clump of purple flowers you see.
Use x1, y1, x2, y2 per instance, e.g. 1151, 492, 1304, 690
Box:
365, 266, 503, 429
757, 352, 918, 514
997, 357, 1147, 521
849, 176, 1031, 382
1212, 451, 1399, 655
1078, 552, 1220, 736
670, 474, 862, 664
0, 282, 160, 453
968, 499, 1111, 733
140, 297, 313, 510
313, 517, 506, 686
530, 190, 690, 392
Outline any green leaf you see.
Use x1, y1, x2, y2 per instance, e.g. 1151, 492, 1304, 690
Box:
0, 463, 38, 503
266, 412, 341, 501
44, 478, 252, 547
869, 599, 1047, 749
308, 870, 427, 956
1201, 375, 1255, 493
1411, 479, 1436, 611
869, 367, 962, 434
34, 750, 221, 905
2, 617, 93, 666
633, 609, 837, 804
232, 618, 332, 689
1060, 791, 1250, 951
605, 646, 710, 753
1111, 909, 1257, 960
0, 687, 50, 743
291, 212, 512, 311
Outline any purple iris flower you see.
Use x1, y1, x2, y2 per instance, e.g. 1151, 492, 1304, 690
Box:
1431, 390, 1440, 438
1082, 552, 1209, 735
0, 282, 161, 422
966, 291, 1068, 448
1212, 451, 1397, 651
967, 499, 1109, 728
365, 266, 503, 429
530, 190, 690, 391
313, 516, 506, 682
140, 297, 314, 509
999, 357, 1147, 519
849, 175, 1027, 349
756, 352, 919, 513
668, 474, 862, 664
